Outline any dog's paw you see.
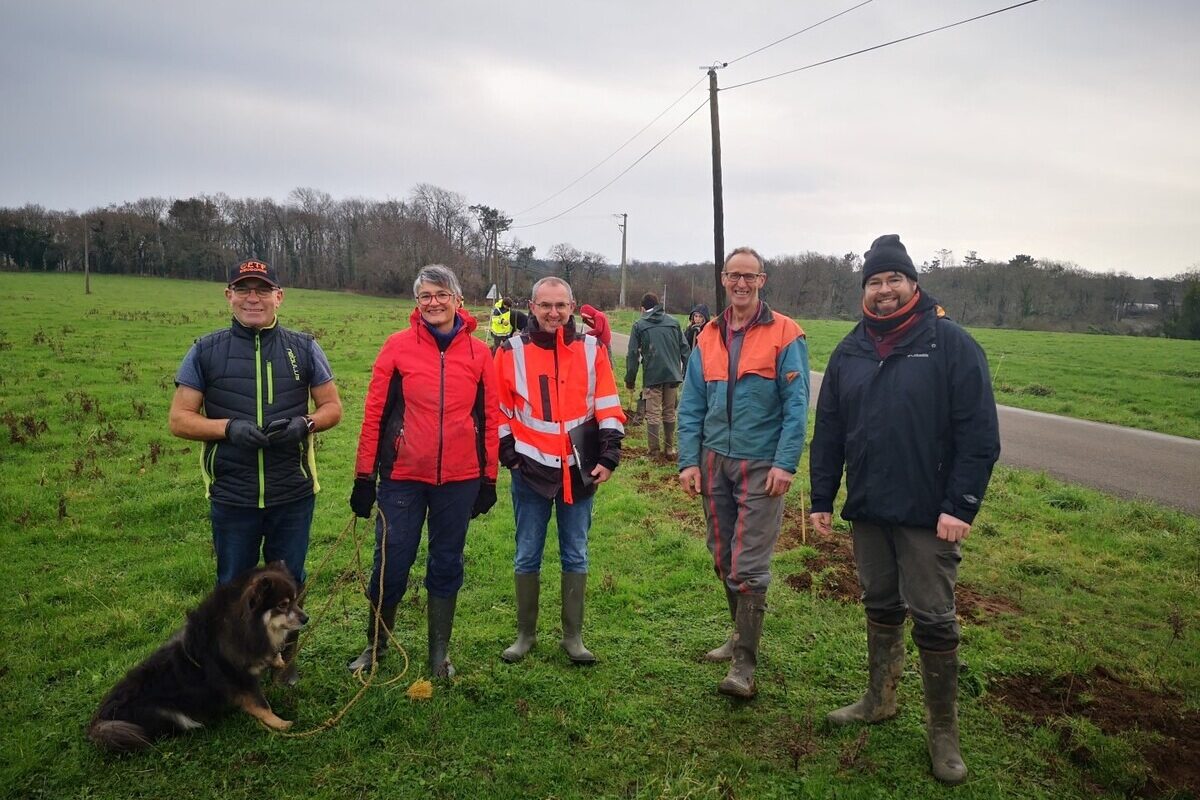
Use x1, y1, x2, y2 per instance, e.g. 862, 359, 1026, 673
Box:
271, 653, 287, 669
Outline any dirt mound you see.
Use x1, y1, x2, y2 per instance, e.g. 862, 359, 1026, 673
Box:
991, 667, 1200, 797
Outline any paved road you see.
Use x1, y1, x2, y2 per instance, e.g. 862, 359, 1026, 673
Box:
609, 329, 1200, 515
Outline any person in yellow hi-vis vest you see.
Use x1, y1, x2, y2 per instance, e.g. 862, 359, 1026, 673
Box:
490, 297, 528, 354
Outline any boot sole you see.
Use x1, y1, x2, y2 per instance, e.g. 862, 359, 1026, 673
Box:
718, 681, 757, 699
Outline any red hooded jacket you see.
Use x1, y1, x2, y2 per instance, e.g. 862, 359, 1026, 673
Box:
355, 307, 499, 484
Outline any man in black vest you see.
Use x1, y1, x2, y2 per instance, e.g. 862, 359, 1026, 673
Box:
169, 259, 343, 605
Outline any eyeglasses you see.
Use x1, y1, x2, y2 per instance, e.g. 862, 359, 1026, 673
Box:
231, 285, 277, 297
417, 291, 454, 305
722, 271, 763, 285
534, 302, 572, 313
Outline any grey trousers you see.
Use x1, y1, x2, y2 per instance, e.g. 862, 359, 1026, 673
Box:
850, 520, 962, 651
700, 448, 785, 594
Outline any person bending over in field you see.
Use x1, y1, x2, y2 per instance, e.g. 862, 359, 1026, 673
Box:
809, 234, 1000, 785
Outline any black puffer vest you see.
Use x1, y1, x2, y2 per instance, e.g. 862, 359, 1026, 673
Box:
196, 319, 317, 508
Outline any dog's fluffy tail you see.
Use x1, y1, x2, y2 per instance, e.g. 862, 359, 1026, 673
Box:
88, 719, 153, 752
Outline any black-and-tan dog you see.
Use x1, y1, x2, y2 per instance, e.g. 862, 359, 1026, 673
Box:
88, 563, 308, 752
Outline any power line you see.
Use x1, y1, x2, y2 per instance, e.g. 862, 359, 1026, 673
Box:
512, 75, 708, 218
512, 98, 710, 230
724, 0, 878, 66
723, 0, 1044, 92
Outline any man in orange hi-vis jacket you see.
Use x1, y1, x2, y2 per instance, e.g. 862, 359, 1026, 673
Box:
494, 276, 626, 666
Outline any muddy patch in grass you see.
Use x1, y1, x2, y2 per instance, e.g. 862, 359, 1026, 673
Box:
991, 667, 1200, 797
957, 582, 1021, 621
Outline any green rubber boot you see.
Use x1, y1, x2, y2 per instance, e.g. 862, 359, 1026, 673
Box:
560, 572, 596, 664
718, 593, 766, 698
827, 621, 906, 725
921, 647, 968, 785
501, 572, 540, 662
704, 585, 739, 662
428, 594, 458, 679
347, 601, 398, 672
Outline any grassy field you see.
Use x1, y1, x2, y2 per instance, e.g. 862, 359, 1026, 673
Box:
2, 272, 1198, 799
603, 306, 1200, 439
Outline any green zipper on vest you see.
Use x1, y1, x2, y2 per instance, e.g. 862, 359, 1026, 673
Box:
256, 332, 266, 508
267, 362, 274, 405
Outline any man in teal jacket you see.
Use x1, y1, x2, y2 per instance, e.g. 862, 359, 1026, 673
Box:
677, 247, 809, 699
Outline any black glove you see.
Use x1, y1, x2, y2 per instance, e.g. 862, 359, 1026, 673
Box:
226, 418, 270, 449
266, 416, 310, 446
471, 480, 497, 518
350, 477, 377, 519
625, 382, 636, 392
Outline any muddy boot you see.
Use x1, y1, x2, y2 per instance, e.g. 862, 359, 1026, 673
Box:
501, 572, 540, 662
921, 647, 968, 785
704, 585, 739, 662
663, 421, 677, 460
827, 621, 906, 725
646, 423, 661, 458
718, 593, 766, 698
427, 594, 458, 679
347, 601, 398, 672
560, 572, 596, 664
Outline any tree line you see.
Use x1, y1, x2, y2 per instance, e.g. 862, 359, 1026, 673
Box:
2, 186, 1197, 338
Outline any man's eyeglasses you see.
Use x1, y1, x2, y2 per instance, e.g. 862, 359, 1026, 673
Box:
534, 302, 572, 312
722, 271, 763, 285
231, 285, 278, 297
417, 291, 454, 305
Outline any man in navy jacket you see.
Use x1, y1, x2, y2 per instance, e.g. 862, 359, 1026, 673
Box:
809, 234, 999, 786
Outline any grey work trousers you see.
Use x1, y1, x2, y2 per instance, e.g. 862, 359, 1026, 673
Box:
700, 448, 785, 594
850, 520, 962, 651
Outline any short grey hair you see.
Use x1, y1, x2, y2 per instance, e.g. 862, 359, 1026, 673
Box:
723, 246, 765, 272
412, 264, 463, 298
530, 276, 574, 303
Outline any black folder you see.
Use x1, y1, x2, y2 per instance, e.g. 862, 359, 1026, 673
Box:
568, 418, 601, 486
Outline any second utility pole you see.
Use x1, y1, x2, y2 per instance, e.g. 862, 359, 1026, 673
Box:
617, 213, 628, 307
707, 65, 726, 312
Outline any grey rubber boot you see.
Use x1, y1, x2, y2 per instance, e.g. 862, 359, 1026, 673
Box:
427, 594, 458, 679
827, 621, 906, 725
347, 601, 398, 672
501, 572, 540, 662
646, 423, 662, 456
560, 572, 596, 664
703, 585, 739, 662
920, 647, 968, 785
663, 421, 677, 459
718, 593, 766, 698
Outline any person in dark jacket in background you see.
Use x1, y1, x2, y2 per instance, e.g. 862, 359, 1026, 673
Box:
169, 258, 343, 685
809, 234, 1000, 786
348, 265, 499, 679
685, 303, 710, 351
626, 293, 689, 459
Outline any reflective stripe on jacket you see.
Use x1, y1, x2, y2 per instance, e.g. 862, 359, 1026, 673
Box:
355, 307, 499, 484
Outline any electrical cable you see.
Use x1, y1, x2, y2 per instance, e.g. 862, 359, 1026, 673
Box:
512, 97, 710, 229
724, 0, 878, 66
513, 75, 708, 217
723, 0, 1044, 92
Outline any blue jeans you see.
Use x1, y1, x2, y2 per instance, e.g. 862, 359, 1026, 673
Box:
510, 469, 593, 574
367, 478, 480, 605
210, 494, 315, 586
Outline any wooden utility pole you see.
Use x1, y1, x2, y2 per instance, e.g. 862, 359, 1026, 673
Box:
82, 216, 91, 295
617, 213, 628, 307
706, 66, 726, 312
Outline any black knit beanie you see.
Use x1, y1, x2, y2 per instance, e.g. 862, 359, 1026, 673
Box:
861, 234, 918, 286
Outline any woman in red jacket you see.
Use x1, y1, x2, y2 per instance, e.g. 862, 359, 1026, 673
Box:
348, 265, 499, 678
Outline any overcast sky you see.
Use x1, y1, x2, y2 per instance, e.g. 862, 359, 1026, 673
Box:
2, 0, 1197, 278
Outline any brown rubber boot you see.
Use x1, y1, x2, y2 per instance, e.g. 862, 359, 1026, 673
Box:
921, 647, 968, 785
560, 572, 596, 664
718, 593, 766, 698
501, 572, 540, 662
703, 585, 739, 662
646, 423, 661, 457
347, 601, 398, 672
663, 421, 677, 460
827, 621, 906, 725
427, 594, 458, 678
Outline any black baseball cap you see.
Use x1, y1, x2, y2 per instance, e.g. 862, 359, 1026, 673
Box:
228, 259, 281, 288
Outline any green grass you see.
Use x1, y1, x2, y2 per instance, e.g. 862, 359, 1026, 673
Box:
2, 273, 1198, 799
605, 306, 1200, 439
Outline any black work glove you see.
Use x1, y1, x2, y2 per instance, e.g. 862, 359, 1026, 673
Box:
471, 480, 497, 519
625, 382, 636, 392
226, 418, 270, 449
266, 416, 310, 446
350, 477, 377, 519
